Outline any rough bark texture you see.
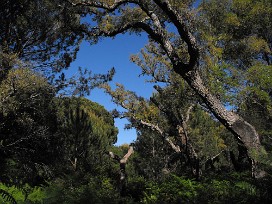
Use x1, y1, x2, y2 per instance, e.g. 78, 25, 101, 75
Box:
180, 68, 264, 178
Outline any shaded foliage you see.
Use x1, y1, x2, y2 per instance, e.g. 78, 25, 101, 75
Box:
0, 0, 84, 79
0, 0, 272, 203
0, 68, 58, 186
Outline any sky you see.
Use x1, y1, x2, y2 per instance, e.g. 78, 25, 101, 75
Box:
70, 33, 155, 146
69, 1, 201, 146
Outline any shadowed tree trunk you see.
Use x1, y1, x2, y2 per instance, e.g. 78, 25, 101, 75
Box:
139, 117, 201, 179
109, 146, 134, 195
177, 125, 201, 180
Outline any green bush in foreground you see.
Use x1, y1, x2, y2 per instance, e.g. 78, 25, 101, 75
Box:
0, 183, 46, 204
142, 175, 201, 204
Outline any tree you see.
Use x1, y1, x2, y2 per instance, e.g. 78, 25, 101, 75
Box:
0, 0, 84, 81
133, 129, 173, 180
0, 68, 58, 186
55, 97, 118, 174
60, 104, 93, 172
109, 145, 134, 195
69, 0, 271, 178
36, 97, 121, 203
200, 0, 272, 173
0, 0, 117, 96
103, 77, 230, 179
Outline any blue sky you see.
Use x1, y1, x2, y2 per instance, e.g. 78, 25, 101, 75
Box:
70, 33, 155, 145
69, 1, 201, 146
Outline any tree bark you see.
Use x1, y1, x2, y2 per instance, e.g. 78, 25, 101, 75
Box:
178, 68, 265, 178
153, 0, 266, 178
109, 146, 134, 195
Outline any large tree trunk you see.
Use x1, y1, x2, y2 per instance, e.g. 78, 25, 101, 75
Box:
179, 68, 265, 178
152, 0, 266, 178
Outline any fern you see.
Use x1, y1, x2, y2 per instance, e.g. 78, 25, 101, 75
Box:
0, 189, 17, 204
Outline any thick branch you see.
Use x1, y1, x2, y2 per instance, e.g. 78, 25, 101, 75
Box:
120, 146, 134, 164
91, 17, 149, 37
70, 0, 136, 11
73, 0, 265, 178
141, 10, 181, 66
139, 119, 164, 135
138, 118, 182, 153
184, 104, 194, 124
153, 0, 199, 70
108, 145, 134, 194
73, 0, 181, 66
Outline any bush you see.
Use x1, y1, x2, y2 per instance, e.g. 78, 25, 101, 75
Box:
125, 176, 147, 202
0, 183, 46, 204
142, 175, 201, 204
197, 174, 262, 204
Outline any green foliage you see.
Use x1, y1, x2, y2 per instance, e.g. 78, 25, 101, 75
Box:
0, 0, 83, 78
57, 97, 118, 146
53, 96, 118, 176
0, 68, 54, 115
133, 129, 175, 180
242, 65, 272, 112
0, 68, 58, 186
200, 0, 272, 109
142, 175, 200, 204
0, 1, 272, 203
237, 65, 272, 159
0, 183, 46, 204
189, 106, 227, 159
43, 177, 120, 204
125, 176, 147, 202
0, 188, 17, 204
197, 175, 261, 204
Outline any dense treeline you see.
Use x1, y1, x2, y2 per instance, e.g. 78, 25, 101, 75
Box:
0, 0, 271, 203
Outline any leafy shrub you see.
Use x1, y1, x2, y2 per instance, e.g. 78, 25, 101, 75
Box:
0, 183, 46, 204
43, 177, 121, 204
197, 175, 260, 204
125, 176, 147, 202
142, 174, 201, 204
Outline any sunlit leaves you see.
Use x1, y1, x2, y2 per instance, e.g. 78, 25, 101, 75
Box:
102, 83, 160, 125
224, 13, 240, 27
57, 97, 118, 148
0, 68, 58, 187
241, 65, 272, 111
188, 106, 227, 159
201, 0, 271, 108
0, 68, 54, 116
244, 36, 270, 55
130, 42, 172, 83
201, 0, 271, 67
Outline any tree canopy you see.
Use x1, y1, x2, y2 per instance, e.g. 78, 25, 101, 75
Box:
0, 0, 272, 203
0, 0, 83, 76
67, 0, 271, 178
